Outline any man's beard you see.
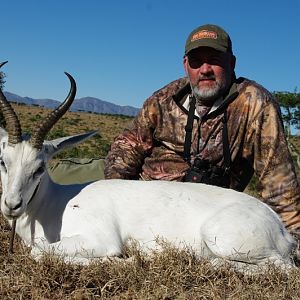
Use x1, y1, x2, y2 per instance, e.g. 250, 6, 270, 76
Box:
190, 73, 229, 105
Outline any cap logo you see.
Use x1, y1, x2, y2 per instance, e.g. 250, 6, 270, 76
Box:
191, 30, 217, 42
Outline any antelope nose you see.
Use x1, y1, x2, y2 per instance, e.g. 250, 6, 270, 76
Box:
4, 198, 22, 210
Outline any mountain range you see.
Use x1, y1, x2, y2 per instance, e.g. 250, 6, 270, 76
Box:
4, 91, 140, 116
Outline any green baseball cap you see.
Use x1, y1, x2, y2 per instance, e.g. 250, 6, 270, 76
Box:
185, 24, 233, 55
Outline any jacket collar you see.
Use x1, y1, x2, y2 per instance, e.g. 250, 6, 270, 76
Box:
172, 77, 241, 117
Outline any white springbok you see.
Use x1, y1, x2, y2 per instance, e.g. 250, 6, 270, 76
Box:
0, 62, 297, 273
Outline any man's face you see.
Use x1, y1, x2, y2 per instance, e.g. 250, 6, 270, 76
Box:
183, 47, 235, 105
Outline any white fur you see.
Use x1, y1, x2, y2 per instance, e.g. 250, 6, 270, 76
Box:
0, 128, 297, 273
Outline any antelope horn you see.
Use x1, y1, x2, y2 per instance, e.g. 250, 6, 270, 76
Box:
0, 61, 22, 145
30, 72, 76, 149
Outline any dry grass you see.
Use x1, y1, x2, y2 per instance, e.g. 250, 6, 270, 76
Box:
1, 211, 300, 299
1, 103, 300, 299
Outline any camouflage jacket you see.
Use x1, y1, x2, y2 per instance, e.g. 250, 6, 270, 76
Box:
105, 77, 300, 231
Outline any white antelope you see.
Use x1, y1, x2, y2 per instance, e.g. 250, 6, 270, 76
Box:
0, 62, 297, 273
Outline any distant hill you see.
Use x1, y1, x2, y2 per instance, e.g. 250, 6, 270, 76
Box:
4, 91, 140, 116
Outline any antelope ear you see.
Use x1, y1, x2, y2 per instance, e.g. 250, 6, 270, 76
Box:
42, 130, 99, 158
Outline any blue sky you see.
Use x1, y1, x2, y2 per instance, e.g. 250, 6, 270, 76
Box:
2, 0, 300, 108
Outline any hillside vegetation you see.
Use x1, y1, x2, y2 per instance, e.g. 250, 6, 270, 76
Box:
0, 103, 300, 299
12, 102, 134, 159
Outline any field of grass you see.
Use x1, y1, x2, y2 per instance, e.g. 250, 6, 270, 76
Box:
0, 217, 300, 299
1, 103, 300, 299
0, 223, 299, 299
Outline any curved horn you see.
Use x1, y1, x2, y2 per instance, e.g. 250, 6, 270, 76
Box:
0, 61, 22, 145
30, 72, 76, 149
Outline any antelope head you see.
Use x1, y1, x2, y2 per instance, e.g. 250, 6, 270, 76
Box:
0, 62, 97, 219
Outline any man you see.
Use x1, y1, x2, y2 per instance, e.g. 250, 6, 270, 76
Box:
104, 24, 300, 234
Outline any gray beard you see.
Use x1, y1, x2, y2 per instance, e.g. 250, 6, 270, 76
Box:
191, 80, 227, 106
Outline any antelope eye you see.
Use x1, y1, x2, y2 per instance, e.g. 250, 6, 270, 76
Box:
0, 159, 7, 172
33, 166, 45, 177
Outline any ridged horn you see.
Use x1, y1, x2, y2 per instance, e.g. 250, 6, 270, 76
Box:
30, 72, 77, 149
0, 61, 22, 145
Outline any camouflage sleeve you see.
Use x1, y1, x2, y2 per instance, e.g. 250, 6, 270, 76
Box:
104, 78, 187, 179
104, 105, 155, 179
251, 99, 300, 231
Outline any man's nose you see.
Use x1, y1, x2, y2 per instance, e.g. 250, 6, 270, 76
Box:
199, 63, 213, 74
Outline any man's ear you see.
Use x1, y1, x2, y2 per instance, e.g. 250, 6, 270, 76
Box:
231, 54, 236, 70
183, 55, 189, 74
